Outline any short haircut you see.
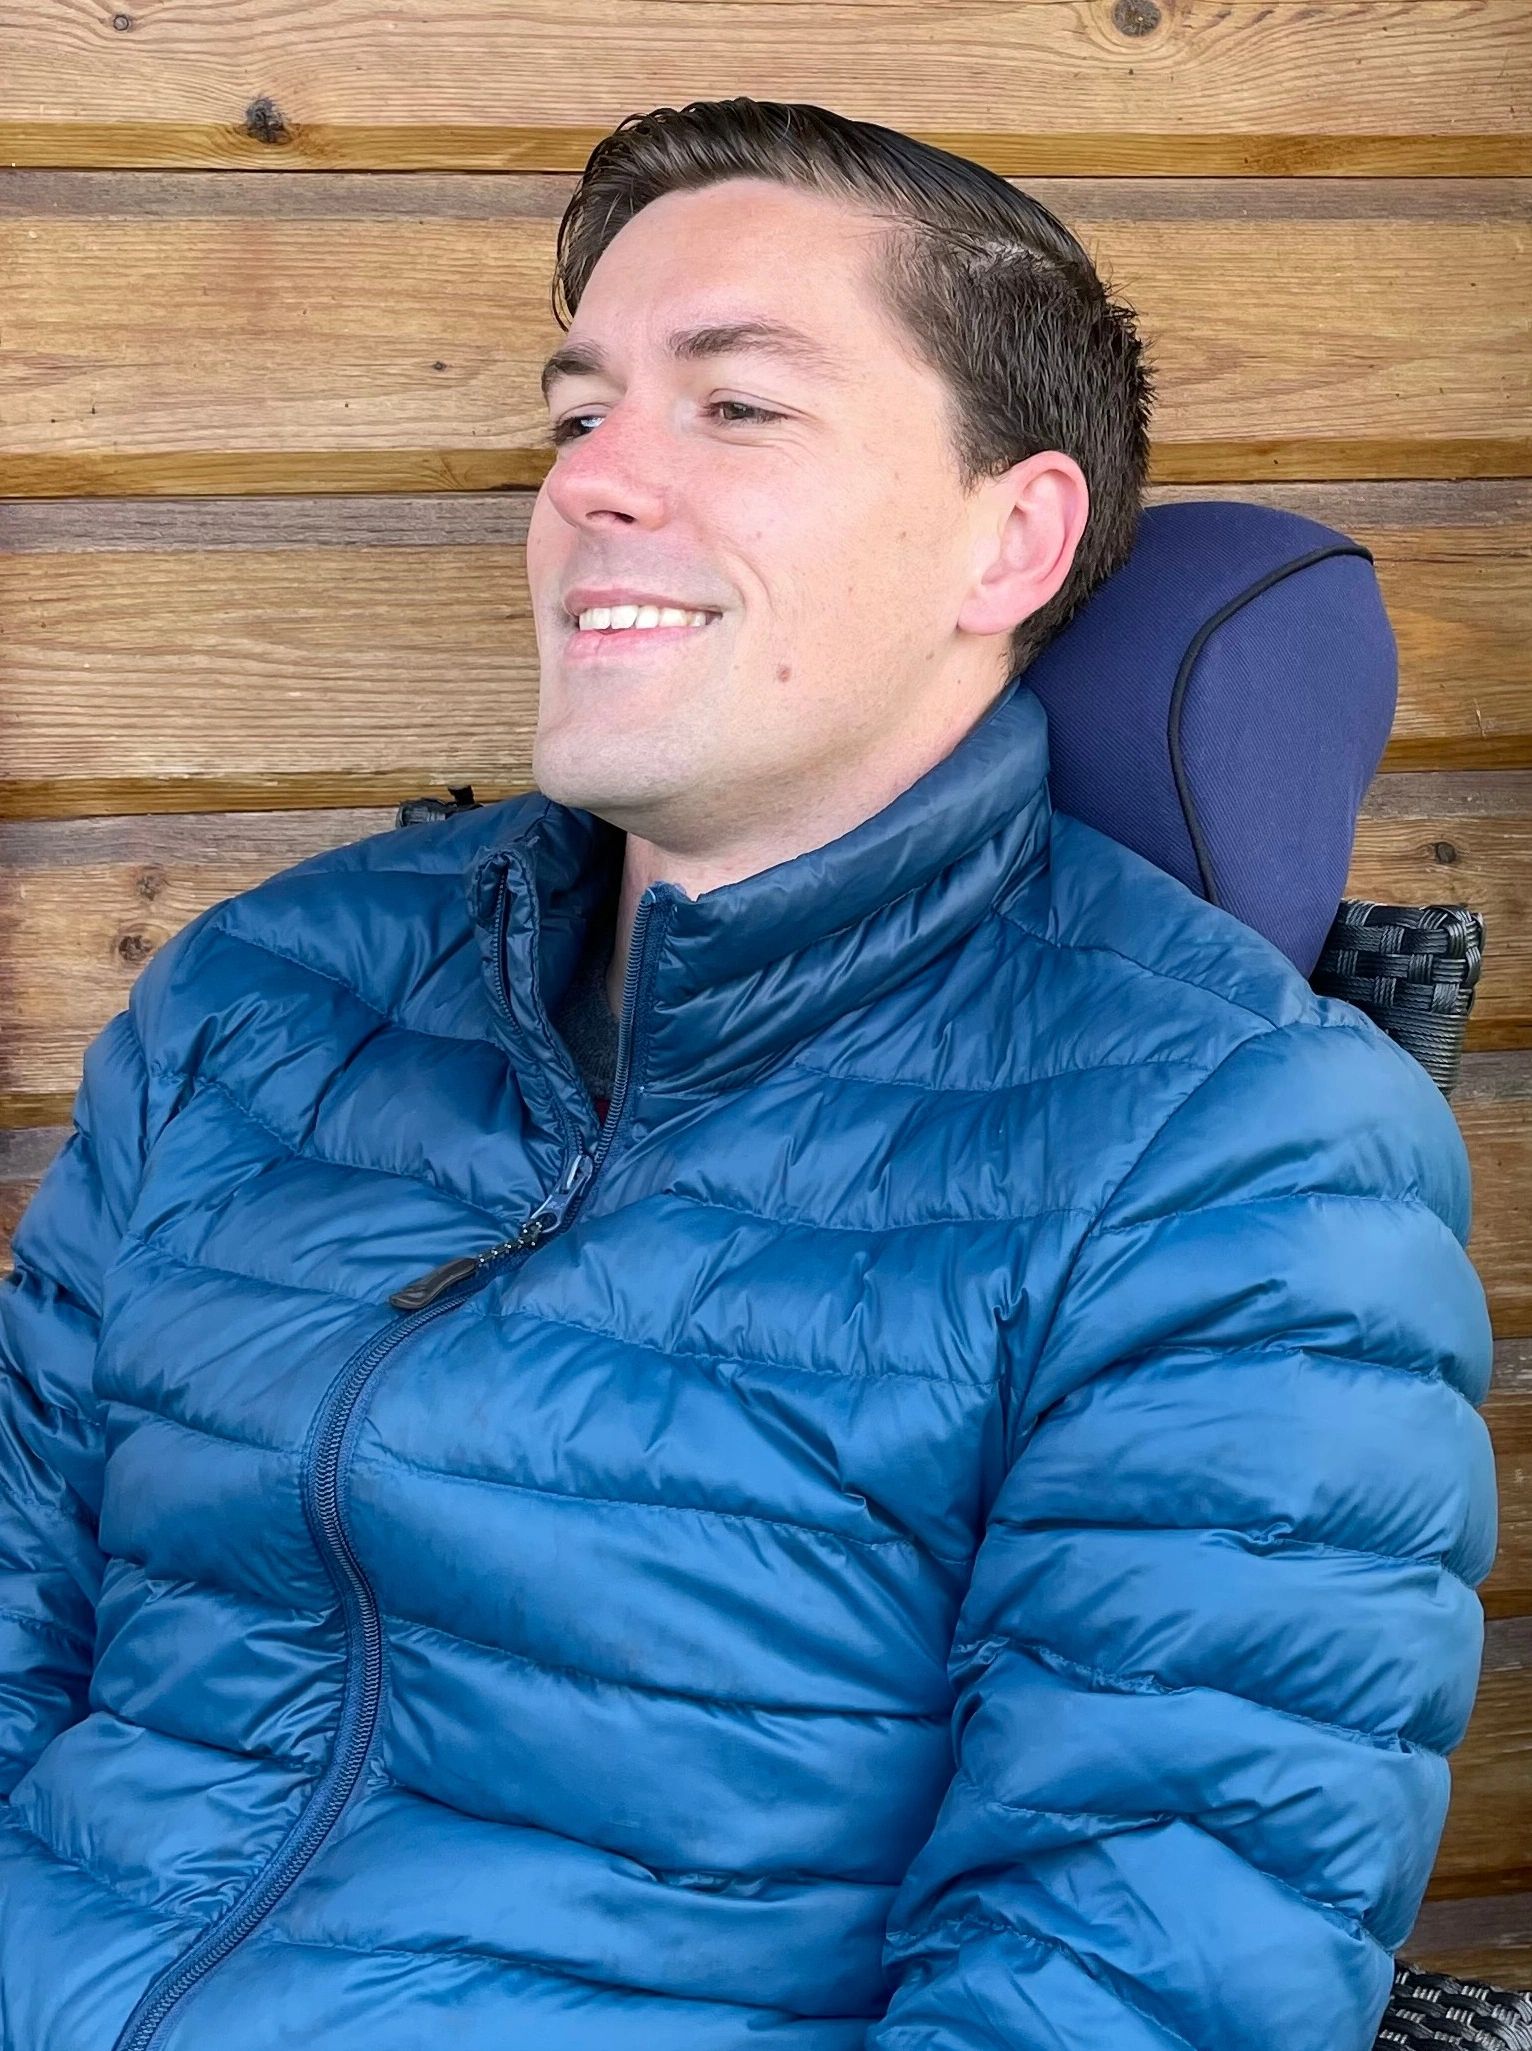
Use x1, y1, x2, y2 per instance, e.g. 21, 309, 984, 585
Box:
551, 96, 1156, 679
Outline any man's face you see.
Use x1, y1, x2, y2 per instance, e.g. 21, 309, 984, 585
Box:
526, 177, 1017, 859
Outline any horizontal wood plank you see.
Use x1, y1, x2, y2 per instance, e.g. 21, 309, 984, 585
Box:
1430, 1615, 1532, 1897
1, 484, 1527, 833
1407, 1890, 1532, 1986
0, 1125, 63, 1270
1482, 1340, 1532, 1621
1452, 1059, 1532, 1341
2, 174, 1526, 495
0, 0, 1526, 176
1349, 775, 1532, 1051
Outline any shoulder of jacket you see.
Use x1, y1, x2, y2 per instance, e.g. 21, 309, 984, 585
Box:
1003, 808, 1334, 1044
124, 793, 544, 1078
990, 810, 1473, 1234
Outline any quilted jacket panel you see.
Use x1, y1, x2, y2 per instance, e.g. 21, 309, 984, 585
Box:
0, 676, 1496, 2050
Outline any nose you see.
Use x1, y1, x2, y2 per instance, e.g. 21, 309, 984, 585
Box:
542, 400, 670, 532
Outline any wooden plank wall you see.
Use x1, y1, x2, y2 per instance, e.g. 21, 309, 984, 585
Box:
2, 0, 1529, 1985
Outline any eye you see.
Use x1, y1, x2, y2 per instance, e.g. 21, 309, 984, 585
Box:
705, 400, 783, 428
549, 399, 784, 447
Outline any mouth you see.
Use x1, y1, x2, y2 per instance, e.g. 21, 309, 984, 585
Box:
563, 611, 723, 658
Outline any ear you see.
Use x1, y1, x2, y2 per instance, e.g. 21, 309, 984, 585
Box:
956, 451, 1091, 640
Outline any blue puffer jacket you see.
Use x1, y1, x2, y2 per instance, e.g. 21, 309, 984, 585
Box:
0, 675, 1496, 2051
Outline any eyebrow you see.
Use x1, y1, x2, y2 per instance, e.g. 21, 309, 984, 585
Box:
540, 319, 849, 405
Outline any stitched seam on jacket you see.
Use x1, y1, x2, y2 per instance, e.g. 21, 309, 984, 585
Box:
950, 1768, 1394, 1942
213, 918, 487, 1050
782, 1051, 1210, 1095
1093, 1187, 1455, 1235
948, 1784, 1388, 1952
895, 1907, 1204, 2051
994, 903, 1292, 1028
87, 1701, 315, 1779
249, 1925, 823, 2016
377, 1761, 888, 1891
3, 1803, 209, 1934
0, 1355, 97, 1435
980, 1519, 1472, 1594
465, 1298, 984, 1390
0, 1604, 91, 1656
1022, 1019, 1341, 1388
120, 1221, 399, 1313
92, 1381, 305, 1462
106, 1546, 312, 1620
951, 1768, 1174, 1832
352, 1447, 969, 1566
384, 1609, 948, 1721
1052, 1339, 1448, 1386
144, 1062, 513, 1225
666, 1188, 1098, 1235
107, 1556, 328, 1625
949, 1631, 1449, 1762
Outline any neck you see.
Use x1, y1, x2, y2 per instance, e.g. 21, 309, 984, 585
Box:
602, 680, 1011, 1015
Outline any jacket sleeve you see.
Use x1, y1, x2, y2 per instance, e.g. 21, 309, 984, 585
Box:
0, 1006, 158, 1795
868, 1014, 1498, 2051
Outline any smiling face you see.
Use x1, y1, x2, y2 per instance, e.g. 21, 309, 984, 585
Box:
526, 176, 1086, 879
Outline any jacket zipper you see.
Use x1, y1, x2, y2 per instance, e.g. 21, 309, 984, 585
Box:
388, 877, 676, 1310
111, 871, 672, 2051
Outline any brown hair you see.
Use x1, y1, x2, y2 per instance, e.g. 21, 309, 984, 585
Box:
551, 97, 1155, 678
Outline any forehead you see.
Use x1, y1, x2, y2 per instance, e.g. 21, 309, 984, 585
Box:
543, 180, 900, 399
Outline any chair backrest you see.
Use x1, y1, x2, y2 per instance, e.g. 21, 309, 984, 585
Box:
1022, 498, 1484, 1095
1023, 497, 1398, 978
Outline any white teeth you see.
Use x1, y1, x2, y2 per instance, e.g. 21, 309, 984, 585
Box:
574, 604, 715, 633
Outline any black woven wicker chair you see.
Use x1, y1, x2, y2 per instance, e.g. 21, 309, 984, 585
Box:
398, 788, 1521, 2048
1378, 1965, 1532, 2050
1310, 899, 1486, 1102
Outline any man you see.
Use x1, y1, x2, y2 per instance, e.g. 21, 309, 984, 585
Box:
0, 97, 1495, 2051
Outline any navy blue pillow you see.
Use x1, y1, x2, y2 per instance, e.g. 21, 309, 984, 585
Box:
1024, 499, 1397, 977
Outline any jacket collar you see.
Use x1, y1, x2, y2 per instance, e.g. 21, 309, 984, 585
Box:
466, 671, 1054, 1106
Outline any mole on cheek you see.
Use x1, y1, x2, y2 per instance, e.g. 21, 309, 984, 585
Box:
776, 663, 792, 683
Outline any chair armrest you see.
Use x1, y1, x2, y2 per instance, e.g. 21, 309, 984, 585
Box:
1309, 899, 1486, 1099
1377, 1961, 1532, 2047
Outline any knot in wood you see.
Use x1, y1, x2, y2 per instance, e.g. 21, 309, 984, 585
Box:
1112, 0, 1162, 35
244, 96, 290, 146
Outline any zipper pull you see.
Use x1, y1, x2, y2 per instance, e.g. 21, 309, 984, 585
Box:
387, 1152, 595, 1312
523, 1149, 594, 1239
388, 1254, 482, 1313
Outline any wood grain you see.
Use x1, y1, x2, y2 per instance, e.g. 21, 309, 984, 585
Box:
0, 0, 1526, 175
1430, 1615, 1532, 1896
1482, 1340, 1532, 1622
1351, 774, 1532, 1051
2, 174, 1526, 496
2, 483, 1528, 828
1453, 1059, 1532, 1341
1407, 1889, 1532, 1985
